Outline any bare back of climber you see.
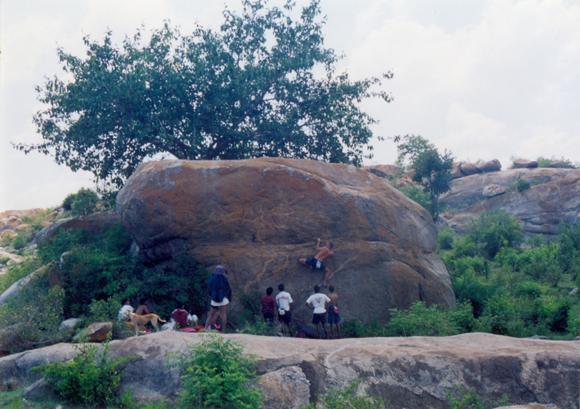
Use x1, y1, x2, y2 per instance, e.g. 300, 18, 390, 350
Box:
298, 238, 334, 285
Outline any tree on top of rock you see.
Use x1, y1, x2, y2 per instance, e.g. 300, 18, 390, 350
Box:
395, 135, 453, 221
16, 0, 392, 188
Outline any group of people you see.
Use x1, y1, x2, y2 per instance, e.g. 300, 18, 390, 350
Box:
260, 284, 341, 338
118, 238, 340, 338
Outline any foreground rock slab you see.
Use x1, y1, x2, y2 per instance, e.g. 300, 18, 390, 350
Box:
0, 333, 578, 409
117, 158, 455, 323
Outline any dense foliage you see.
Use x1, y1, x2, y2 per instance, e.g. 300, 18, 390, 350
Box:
302, 383, 386, 409
62, 188, 99, 216
394, 135, 453, 220
38, 225, 209, 319
178, 335, 261, 409
37, 342, 133, 407
18, 0, 391, 188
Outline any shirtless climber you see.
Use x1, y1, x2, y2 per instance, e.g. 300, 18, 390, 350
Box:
298, 238, 334, 285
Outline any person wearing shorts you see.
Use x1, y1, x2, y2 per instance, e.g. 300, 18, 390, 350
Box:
205, 265, 232, 331
298, 239, 334, 285
327, 286, 341, 338
275, 283, 293, 335
306, 285, 330, 338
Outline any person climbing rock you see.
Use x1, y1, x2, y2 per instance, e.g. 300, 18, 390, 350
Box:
205, 265, 232, 331
298, 238, 334, 285
306, 285, 330, 339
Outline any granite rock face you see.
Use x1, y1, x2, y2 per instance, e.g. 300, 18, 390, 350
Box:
0, 332, 577, 409
117, 158, 455, 323
441, 168, 580, 235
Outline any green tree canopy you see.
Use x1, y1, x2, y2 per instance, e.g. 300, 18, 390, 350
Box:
17, 0, 391, 188
395, 135, 453, 221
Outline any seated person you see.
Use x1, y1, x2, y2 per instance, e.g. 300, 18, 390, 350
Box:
171, 306, 190, 329
117, 299, 134, 321
135, 299, 151, 315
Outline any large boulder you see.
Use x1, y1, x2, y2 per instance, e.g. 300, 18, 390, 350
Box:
477, 159, 502, 173
441, 168, 580, 235
0, 332, 578, 408
117, 158, 455, 323
73, 322, 113, 343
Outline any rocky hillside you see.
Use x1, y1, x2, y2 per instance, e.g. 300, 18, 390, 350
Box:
117, 158, 455, 323
440, 167, 580, 235
1, 332, 578, 409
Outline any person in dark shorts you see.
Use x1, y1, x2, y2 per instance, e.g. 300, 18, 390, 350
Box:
261, 287, 276, 325
298, 239, 334, 285
327, 286, 341, 338
275, 283, 293, 335
306, 285, 330, 338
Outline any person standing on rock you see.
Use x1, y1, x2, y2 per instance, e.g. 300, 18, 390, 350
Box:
298, 238, 334, 285
327, 286, 341, 338
205, 265, 232, 331
276, 283, 293, 335
306, 285, 330, 339
261, 287, 276, 325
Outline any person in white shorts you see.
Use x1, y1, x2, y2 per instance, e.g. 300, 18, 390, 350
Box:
205, 265, 232, 331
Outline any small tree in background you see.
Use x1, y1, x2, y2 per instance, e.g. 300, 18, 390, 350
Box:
395, 135, 453, 221
17, 0, 392, 188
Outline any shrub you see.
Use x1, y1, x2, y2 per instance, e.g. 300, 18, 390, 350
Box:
386, 302, 460, 336
64, 188, 99, 216
438, 228, 455, 250
447, 389, 509, 409
302, 383, 386, 409
238, 319, 279, 336
398, 184, 431, 211
37, 341, 133, 407
468, 211, 523, 259
86, 298, 122, 323
0, 284, 64, 353
513, 176, 530, 192
178, 335, 261, 409
0, 257, 41, 294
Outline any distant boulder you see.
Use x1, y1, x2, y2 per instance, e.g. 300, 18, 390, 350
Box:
512, 159, 538, 169
459, 162, 481, 176
476, 159, 502, 173
73, 322, 113, 343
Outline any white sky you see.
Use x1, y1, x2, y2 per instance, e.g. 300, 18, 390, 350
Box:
1, 0, 580, 211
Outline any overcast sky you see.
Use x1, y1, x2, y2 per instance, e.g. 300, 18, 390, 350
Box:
1, 0, 580, 211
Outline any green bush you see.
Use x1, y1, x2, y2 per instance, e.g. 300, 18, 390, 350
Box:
302, 383, 386, 409
86, 298, 122, 323
398, 184, 431, 211
238, 319, 279, 336
513, 176, 531, 192
0, 284, 65, 353
438, 228, 455, 250
63, 188, 99, 216
447, 389, 509, 409
178, 335, 261, 409
0, 257, 41, 294
386, 302, 460, 336
37, 341, 133, 407
468, 211, 523, 259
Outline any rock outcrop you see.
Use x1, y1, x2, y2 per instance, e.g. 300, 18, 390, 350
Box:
451, 160, 502, 179
0, 333, 578, 408
441, 168, 580, 235
116, 158, 455, 323
34, 211, 121, 245
512, 159, 539, 169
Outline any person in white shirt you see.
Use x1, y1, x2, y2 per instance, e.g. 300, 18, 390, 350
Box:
275, 283, 293, 336
117, 299, 134, 322
306, 285, 330, 338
